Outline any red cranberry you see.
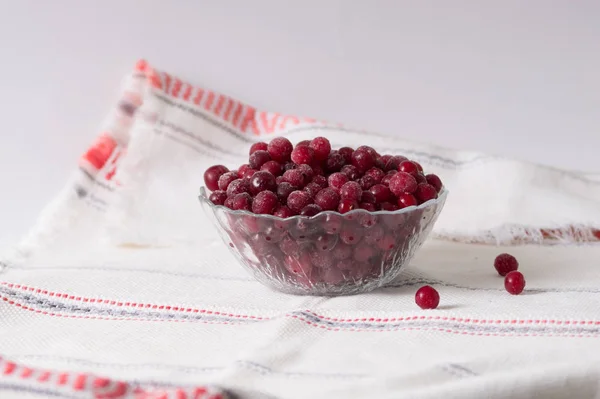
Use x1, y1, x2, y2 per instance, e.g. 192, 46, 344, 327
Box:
232, 192, 252, 211
365, 167, 385, 183
277, 182, 296, 202
415, 183, 437, 203
399, 160, 419, 176
242, 168, 258, 179
282, 169, 305, 188
340, 181, 362, 202
377, 235, 396, 251
309, 137, 331, 161
414, 173, 427, 184
249, 150, 272, 169
276, 176, 285, 185
323, 214, 343, 234
224, 197, 235, 209
356, 146, 377, 158
384, 155, 406, 172
379, 154, 392, 165
375, 157, 386, 170
287, 190, 314, 213
328, 173, 349, 194
297, 163, 315, 181
296, 140, 311, 147
238, 164, 251, 176
310, 251, 334, 268
389, 172, 418, 196
291, 146, 314, 165
279, 236, 301, 256
364, 225, 384, 244
360, 190, 376, 204
204, 165, 229, 191
226, 179, 250, 196
312, 175, 328, 189
249, 171, 276, 194
351, 149, 376, 173
312, 165, 325, 177
267, 137, 293, 162
209, 190, 227, 206
369, 184, 391, 203
332, 243, 352, 260
380, 202, 399, 211
304, 182, 322, 198
315, 188, 340, 211
381, 174, 394, 186
413, 161, 424, 173
398, 193, 418, 208
325, 152, 345, 173
338, 199, 359, 214
338, 147, 354, 164
494, 253, 519, 276
218, 171, 239, 191
251, 191, 278, 214
415, 285, 440, 309
340, 225, 363, 245
426, 174, 443, 192
283, 162, 296, 172
274, 205, 295, 218
249, 142, 268, 155
353, 243, 375, 262
341, 165, 361, 180
359, 202, 377, 212
260, 161, 283, 176
359, 175, 377, 190
504, 271, 526, 295
300, 204, 322, 217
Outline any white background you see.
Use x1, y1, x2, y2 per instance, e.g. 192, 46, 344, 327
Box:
0, 0, 598, 249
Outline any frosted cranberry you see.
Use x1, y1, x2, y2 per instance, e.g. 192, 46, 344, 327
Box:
249, 150, 272, 169
369, 184, 391, 203
316, 234, 338, 251
252, 191, 278, 214
494, 253, 519, 276
291, 146, 314, 165
232, 192, 252, 211
381, 174, 394, 186
261, 161, 283, 176
340, 226, 363, 245
312, 175, 328, 189
309, 137, 331, 161
284, 254, 313, 276
426, 174, 443, 192
399, 160, 419, 176
321, 267, 345, 284
351, 149, 376, 173
328, 172, 349, 194
377, 235, 396, 251
282, 169, 305, 188
415, 285, 440, 309
323, 214, 343, 234
340, 181, 362, 202
315, 188, 340, 211
297, 163, 314, 181
379, 154, 392, 165
304, 182, 322, 199
360, 191, 376, 204
354, 243, 375, 262
284, 162, 296, 172
242, 168, 258, 179
277, 182, 296, 202
204, 165, 229, 191
218, 171, 239, 191
226, 179, 250, 196
383, 156, 406, 172
310, 251, 334, 268
505, 271, 526, 295
332, 243, 352, 260
312, 165, 324, 177
338, 199, 359, 214
415, 174, 427, 184
279, 236, 301, 256
359, 202, 377, 212
273, 205, 295, 219
338, 147, 354, 164
296, 140, 311, 147
287, 190, 313, 213
389, 172, 418, 196
359, 175, 377, 190
365, 168, 385, 183
249, 171, 276, 194
249, 142, 268, 155
341, 164, 360, 180
375, 158, 386, 170
398, 193, 418, 208
275, 176, 284, 185
415, 183, 437, 203
364, 225, 384, 244
238, 164, 251, 176
224, 197, 234, 209
325, 152, 345, 173
209, 190, 227, 206
413, 161, 424, 173
356, 146, 377, 158
267, 137, 293, 162
300, 204, 322, 217
380, 202, 399, 211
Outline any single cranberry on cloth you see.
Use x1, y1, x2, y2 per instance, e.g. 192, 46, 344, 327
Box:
1, 60, 600, 399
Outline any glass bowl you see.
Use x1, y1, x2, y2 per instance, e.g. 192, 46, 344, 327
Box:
199, 187, 447, 296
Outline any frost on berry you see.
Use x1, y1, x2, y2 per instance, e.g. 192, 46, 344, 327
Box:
249, 171, 276, 195
309, 137, 332, 161
209, 190, 227, 206
291, 145, 314, 165
249, 142, 268, 155
328, 172, 349, 194
251, 191, 278, 214
249, 150, 272, 170
268, 137, 293, 163
315, 188, 341, 211
389, 172, 418, 196
218, 171, 239, 191
339, 181, 362, 202
414, 183, 437, 204
287, 190, 314, 213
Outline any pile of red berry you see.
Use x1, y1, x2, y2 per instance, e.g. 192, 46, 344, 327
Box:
203, 137, 443, 217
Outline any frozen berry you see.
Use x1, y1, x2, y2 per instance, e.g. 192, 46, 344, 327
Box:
312, 165, 324, 177
304, 182, 322, 198
204, 165, 229, 191
325, 152, 345, 173
309, 137, 331, 161
283, 162, 296, 172
328, 173, 349, 194
338, 199, 359, 214
274, 205, 295, 218
340, 181, 362, 202
413, 161, 424, 173
282, 169, 305, 188
415, 285, 440, 309
296, 140, 311, 147
238, 164, 251, 175
291, 145, 314, 165
279, 236, 301, 256
415, 183, 437, 203
249, 142, 268, 155
369, 184, 391, 203
414, 173, 426, 184
341, 165, 360, 180
224, 197, 234, 209
340, 225, 363, 245
249, 150, 272, 169
297, 164, 314, 182
249, 171, 276, 194
426, 174, 443, 192
209, 190, 227, 206
312, 175, 328, 189
315, 188, 340, 211
353, 243, 375, 262
242, 168, 258, 179
364, 225, 384, 244
359, 202, 377, 212
398, 193, 418, 208
399, 160, 419, 176
232, 192, 252, 211
260, 161, 283, 176
351, 149, 376, 173
218, 171, 239, 191
365, 168, 385, 183
381, 174, 394, 186
300, 204, 322, 217
277, 182, 296, 202
360, 191, 376, 204
504, 271, 526, 295
359, 175, 377, 190
389, 172, 417, 196
323, 214, 343, 234
252, 191, 278, 214
332, 243, 352, 260
380, 202, 399, 211
494, 253, 519, 276
287, 190, 313, 213
384, 155, 407, 172
226, 179, 250, 196
267, 137, 293, 162
356, 146, 377, 158
338, 147, 354, 164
